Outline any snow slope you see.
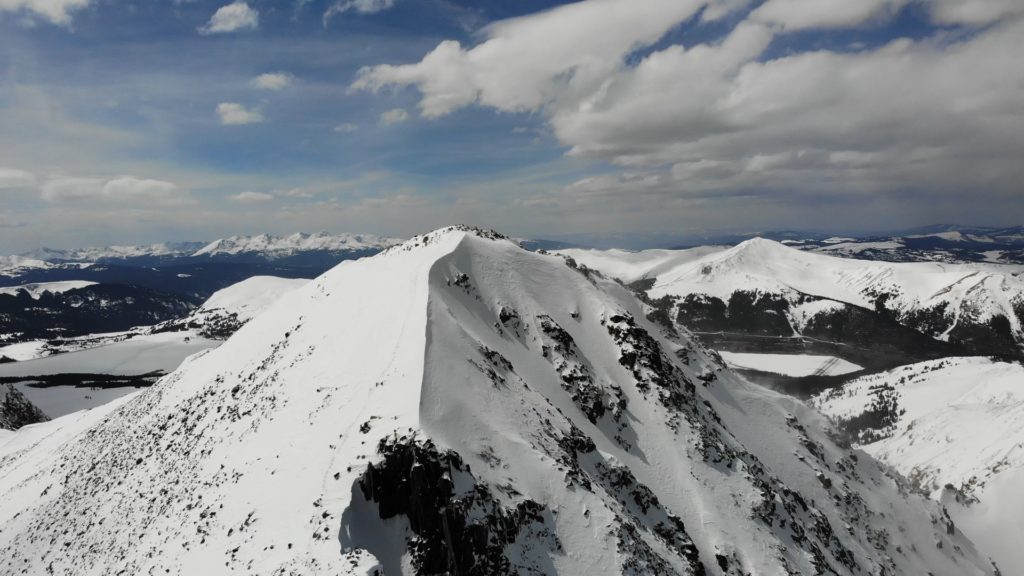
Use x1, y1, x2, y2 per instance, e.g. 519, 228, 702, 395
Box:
153, 275, 310, 338
0, 228, 997, 575
562, 238, 1024, 351
811, 356, 1024, 571
719, 352, 863, 377
197, 275, 310, 323
558, 245, 727, 283
0, 280, 97, 298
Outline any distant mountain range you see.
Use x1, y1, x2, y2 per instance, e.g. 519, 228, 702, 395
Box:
0, 232, 401, 300
559, 238, 1024, 392
538, 224, 1024, 262
16, 232, 402, 266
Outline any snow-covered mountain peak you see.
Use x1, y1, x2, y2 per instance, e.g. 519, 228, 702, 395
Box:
0, 227, 999, 575
707, 236, 806, 269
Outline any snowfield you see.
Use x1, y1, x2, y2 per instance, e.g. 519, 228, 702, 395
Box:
0, 280, 98, 298
812, 356, 1024, 571
0, 340, 49, 361
0, 332, 219, 378
719, 352, 863, 377
0, 228, 999, 575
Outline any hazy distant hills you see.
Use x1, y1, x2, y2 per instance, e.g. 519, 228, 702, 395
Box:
1, 232, 401, 299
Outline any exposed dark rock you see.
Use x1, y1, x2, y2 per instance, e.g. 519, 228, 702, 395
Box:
358, 436, 556, 576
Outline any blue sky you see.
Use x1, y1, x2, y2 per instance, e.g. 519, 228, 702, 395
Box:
0, 0, 1021, 251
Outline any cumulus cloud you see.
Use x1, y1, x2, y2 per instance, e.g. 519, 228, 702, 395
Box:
324, 0, 394, 23
353, 0, 1024, 204
229, 191, 274, 203
379, 108, 408, 125
216, 102, 264, 125
199, 2, 258, 34
334, 123, 358, 133
351, 0, 724, 117
0, 0, 90, 25
40, 176, 186, 205
250, 72, 293, 90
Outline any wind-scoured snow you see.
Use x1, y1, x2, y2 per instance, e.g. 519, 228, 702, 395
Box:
0, 280, 98, 299
0, 228, 998, 575
719, 352, 862, 377
811, 356, 1024, 571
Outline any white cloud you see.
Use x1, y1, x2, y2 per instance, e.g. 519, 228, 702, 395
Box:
40, 176, 186, 205
0, 167, 37, 189
334, 122, 358, 133
216, 102, 264, 125
229, 191, 274, 203
379, 108, 408, 125
0, 0, 90, 26
324, 0, 394, 23
199, 2, 258, 34
251, 72, 293, 90
352, 0, 728, 117
353, 0, 1024, 203
925, 0, 1024, 25
750, 0, 907, 30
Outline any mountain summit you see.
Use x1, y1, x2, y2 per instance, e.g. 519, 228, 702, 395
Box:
0, 227, 997, 575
